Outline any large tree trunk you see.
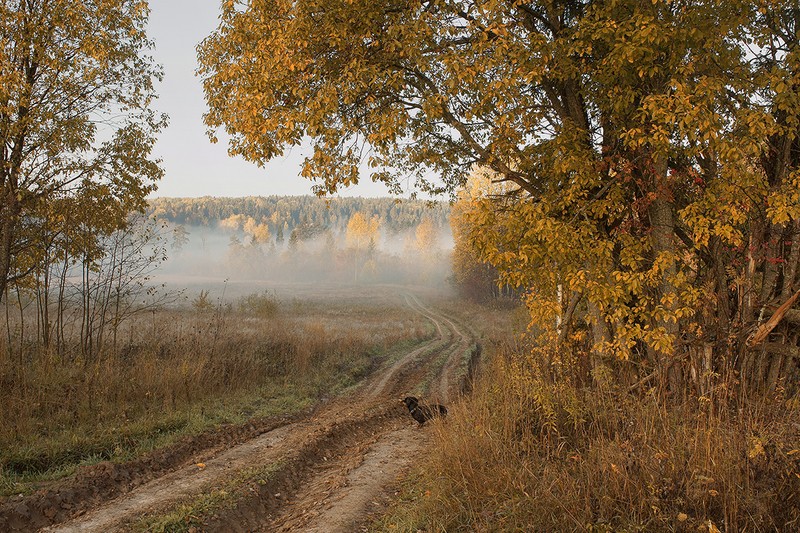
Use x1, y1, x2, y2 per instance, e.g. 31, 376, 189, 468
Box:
759, 223, 783, 306
647, 153, 683, 398
781, 220, 800, 299
711, 238, 732, 334
587, 299, 612, 387
0, 212, 14, 304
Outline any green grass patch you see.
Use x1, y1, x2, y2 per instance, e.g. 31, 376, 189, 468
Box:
135, 461, 286, 533
0, 383, 310, 497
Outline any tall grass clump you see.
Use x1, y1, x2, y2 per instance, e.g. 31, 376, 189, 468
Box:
382, 344, 800, 532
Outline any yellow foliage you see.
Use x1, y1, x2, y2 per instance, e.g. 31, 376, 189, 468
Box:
0, 0, 164, 296
198, 0, 800, 389
345, 212, 380, 250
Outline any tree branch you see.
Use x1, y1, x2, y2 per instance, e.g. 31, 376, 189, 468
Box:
747, 288, 800, 346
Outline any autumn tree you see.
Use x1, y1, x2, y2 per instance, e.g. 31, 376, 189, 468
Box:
199, 1, 800, 395
345, 212, 380, 282
0, 0, 165, 301
415, 217, 439, 254
407, 216, 440, 282
219, 214, 245, 231
450, 169, 510, 303
243, 217, 271, 244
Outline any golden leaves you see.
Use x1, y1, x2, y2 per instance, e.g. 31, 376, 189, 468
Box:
345, 212, 380, 249
197, 0, 800, 373
0, 0, 164, 284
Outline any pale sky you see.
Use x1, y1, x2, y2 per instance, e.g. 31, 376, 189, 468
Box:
146, 0, 392, 198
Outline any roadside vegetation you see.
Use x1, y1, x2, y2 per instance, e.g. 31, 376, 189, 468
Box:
379, 340, 800, 532
0, 291, 431, 495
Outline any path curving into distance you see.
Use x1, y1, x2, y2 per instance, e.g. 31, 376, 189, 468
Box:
42, 293, 476, 533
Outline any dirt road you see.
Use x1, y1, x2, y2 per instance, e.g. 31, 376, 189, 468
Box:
34, 294, 475, 532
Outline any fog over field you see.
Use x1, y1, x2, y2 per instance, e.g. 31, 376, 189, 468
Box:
154, 221, 455, 300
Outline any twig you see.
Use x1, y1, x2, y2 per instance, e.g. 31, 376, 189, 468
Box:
628, 369, 658, 392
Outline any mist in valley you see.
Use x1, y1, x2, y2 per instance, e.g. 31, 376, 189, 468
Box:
155, 217, 455, 301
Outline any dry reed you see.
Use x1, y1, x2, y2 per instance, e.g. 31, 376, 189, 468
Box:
380, 342, 800, 532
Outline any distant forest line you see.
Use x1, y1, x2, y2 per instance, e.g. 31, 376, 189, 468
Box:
147, 196, 451, 238
146, 196, 453, 288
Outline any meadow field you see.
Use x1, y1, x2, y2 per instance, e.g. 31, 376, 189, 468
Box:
0, 284, 433, 497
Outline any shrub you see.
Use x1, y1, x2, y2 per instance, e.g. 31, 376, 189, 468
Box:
381, 349, 800, 532
238, 291, 278, 318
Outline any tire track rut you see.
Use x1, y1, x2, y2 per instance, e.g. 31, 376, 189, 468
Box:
260, 295, 475, 533
44, 294, 474, 533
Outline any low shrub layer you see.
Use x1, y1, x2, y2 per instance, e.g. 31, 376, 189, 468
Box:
380, 349, 800, 532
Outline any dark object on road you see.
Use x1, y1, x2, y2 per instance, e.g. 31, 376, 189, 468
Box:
401, 396, 447, 425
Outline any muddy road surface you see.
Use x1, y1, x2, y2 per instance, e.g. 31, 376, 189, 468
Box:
9, 293, 476, 532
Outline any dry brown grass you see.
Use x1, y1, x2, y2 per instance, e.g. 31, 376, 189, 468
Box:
379, 345, 800, 532
0, 291, 430, 492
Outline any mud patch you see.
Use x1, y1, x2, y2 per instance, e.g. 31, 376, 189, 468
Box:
266, 425, 429, 533
196, 403, 408, 532
0, 413, 301, 532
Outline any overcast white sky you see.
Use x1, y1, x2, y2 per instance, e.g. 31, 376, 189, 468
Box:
146, 0, 391, 198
